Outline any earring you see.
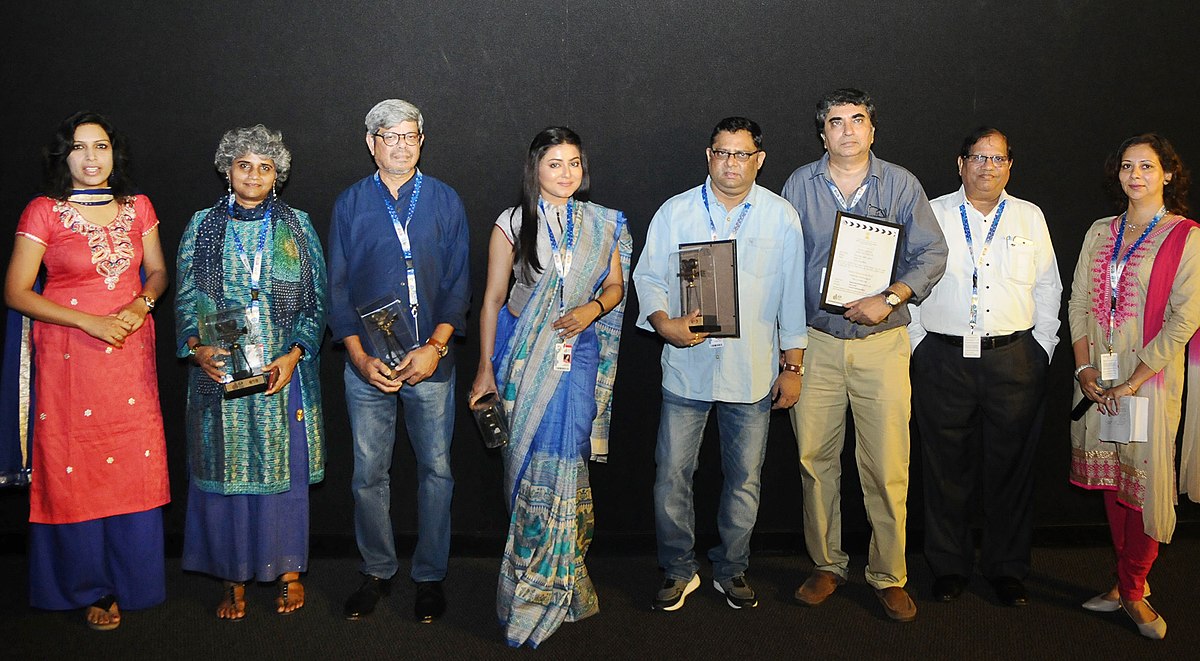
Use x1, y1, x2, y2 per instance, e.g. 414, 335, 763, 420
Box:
226, 177, 232, 196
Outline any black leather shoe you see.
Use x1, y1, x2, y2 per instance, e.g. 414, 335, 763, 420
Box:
932, 574, 968, 602
414, 581, 445, 623
344, 575, 391, 620
989, 576, 1029, 607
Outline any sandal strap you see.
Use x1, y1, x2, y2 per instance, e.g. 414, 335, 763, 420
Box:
89, 594, 117, 612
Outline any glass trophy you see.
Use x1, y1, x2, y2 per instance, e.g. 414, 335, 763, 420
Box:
670, 239, 740, 337
357, 296, 419, 369
199, 306, 269, 399
470, 392, 510, 450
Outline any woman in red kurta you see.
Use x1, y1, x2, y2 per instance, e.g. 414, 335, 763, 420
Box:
4, 112, 169, 631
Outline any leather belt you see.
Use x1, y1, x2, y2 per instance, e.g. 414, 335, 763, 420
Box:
929, 329, 1029, 350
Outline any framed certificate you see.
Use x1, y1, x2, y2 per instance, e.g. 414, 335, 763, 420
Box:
820, 211, 903, 314
669, 239, 740, 337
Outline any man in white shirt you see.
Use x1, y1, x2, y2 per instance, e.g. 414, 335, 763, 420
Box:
908, 127, 1062, 607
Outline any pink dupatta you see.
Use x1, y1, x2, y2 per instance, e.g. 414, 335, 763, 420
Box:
1141, 217, 1200, 542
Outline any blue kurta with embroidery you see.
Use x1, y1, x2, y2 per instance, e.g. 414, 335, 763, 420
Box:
175, 201, 327, 495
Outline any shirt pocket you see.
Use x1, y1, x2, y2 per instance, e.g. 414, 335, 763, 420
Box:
1001, 238, 1036, 286
742, 238, 781, 279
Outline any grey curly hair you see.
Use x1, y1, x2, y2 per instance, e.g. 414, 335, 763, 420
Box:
214, 124, 292, 183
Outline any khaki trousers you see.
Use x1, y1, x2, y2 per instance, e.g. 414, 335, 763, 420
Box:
789, 327, 911, 589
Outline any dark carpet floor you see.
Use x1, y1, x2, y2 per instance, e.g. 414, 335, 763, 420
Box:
3, 539, 1196, 659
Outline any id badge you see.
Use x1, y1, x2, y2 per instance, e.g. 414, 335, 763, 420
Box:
554, 341, 573, 372
962, 334, 982, 359
709, 338, 724, 348
1100, 352, 1119, 381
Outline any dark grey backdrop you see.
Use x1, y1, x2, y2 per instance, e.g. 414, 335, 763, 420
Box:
3, 1, 1199, 551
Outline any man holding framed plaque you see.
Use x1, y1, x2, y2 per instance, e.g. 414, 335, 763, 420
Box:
327, 99, 470, 623
908, 128, 1061, 607
634, 117, 806, 611
782, 88, 946, 622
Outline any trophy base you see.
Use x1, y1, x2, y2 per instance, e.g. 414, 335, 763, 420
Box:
224, 373, 270, 399
688, 316, 722, 333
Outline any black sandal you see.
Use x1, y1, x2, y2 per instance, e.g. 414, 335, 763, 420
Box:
218, 582, 247, 621
86, 594, 120, 631
277, 573, 304, 615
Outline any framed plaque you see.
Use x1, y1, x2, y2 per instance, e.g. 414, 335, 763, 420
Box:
820, 211, 903, 314
669, 239, 740, 338
199, 306, 269, 399
357, 296, 418, 369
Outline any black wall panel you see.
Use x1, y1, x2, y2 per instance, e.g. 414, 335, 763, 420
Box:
3, 1, 1199, 547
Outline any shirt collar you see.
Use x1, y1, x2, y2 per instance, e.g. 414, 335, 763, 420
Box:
703, 176, 758, 211
810, 151, 882, 185
954, 185, 1010, 219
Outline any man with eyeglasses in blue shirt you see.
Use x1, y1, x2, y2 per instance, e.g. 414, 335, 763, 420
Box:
634, 116, 807, 612
782, 88, 947, 623
908, 127, 1061, 608
328, 99, 470, 624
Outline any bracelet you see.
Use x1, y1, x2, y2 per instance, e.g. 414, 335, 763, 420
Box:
289, 342, 306, 357
783, 362, 804, 375
593, 299, 607, 315
1124, 381, 1137, 395
188, 343, 204, 357
140, 294, 156, 311
1073, 364, 1096, 381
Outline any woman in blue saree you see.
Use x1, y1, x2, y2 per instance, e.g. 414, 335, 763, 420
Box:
472, 127, 631, 647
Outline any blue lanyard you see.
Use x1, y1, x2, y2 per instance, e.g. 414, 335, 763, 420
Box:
227, 195, 272, 314
959, 200, 1006, 331
1106, 206, 1166, 348
539, 198, 576, 315
701, 181, 751, 240
825, 178, 869, 211
373, 171, 424, 340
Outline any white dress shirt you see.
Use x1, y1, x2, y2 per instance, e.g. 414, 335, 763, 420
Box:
908, 186, 1062, 361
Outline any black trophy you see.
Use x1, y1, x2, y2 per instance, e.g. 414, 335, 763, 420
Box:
673, 239, 740, 337
201, 307, 269, 399
358, 296, 418, 369
367, 308, 407, 368
678, 255, 720, 332
470, 392, 510, 449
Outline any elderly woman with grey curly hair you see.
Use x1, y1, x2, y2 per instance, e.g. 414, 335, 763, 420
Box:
175, 124, 328, 620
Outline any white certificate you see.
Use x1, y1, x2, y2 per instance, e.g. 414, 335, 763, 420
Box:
820, 212, 903, 313
1099, 396, 1149, 444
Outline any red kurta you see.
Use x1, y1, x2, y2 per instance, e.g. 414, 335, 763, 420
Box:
17, 195, 169, 524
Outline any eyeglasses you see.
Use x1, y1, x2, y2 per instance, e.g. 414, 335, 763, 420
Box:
964, 153, 1010, 167
373, 131, 422, 147
710, 148, 761, 162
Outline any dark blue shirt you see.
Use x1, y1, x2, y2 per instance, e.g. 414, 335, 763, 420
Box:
327, 171, 470, 381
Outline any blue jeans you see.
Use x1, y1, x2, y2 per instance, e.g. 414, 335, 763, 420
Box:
344, 363, 455, 582
653, 388, 771, 582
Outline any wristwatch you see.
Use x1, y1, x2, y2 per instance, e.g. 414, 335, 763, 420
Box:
882, 290, 901, 307
140, 294, 156, 311
783, 362, 804, 376
426, 337, 449, 358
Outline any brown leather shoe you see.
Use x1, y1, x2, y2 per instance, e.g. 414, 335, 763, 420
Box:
876, 586, 917, 622
794, 570, 846, 606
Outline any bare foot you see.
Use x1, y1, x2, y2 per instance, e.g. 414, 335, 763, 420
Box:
276, 572, 305, 614
1123, 598, 1158, 624
217, 582, 247, 620
86, 595, 121, 631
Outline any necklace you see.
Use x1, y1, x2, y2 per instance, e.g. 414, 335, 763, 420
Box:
68, 188, 114, 206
